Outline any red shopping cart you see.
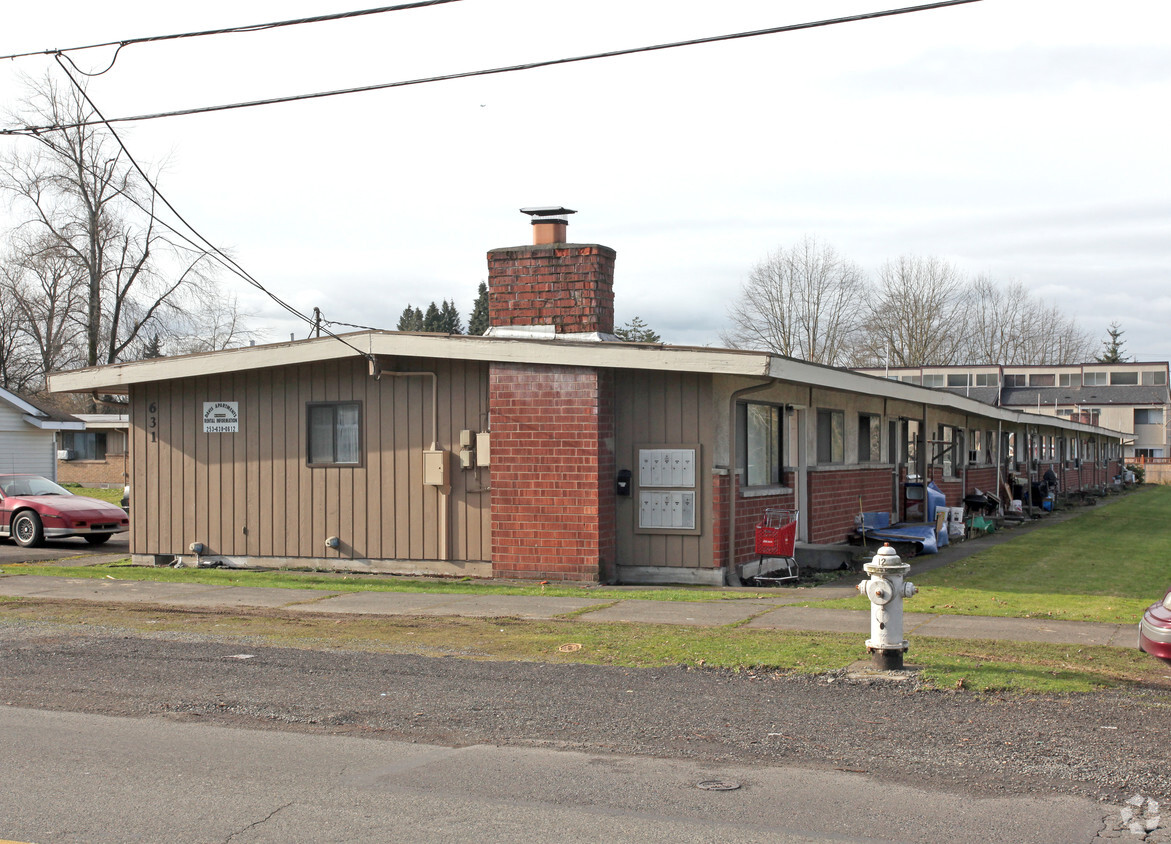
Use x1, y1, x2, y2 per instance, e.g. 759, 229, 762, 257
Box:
748, 508, 799, 584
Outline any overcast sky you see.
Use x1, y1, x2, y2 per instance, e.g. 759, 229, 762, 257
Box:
3, 0, 1169, 362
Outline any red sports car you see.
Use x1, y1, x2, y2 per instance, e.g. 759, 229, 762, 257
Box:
0, 474, 129, 548
1139, 585, 1171, 661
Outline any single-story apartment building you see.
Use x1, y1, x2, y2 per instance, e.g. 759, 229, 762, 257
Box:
49, 210, 1126, 584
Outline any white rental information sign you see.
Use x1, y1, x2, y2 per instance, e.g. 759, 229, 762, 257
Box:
203, 402, 239, 433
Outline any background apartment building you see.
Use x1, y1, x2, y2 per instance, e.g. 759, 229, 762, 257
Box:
855, 362, 1170, 461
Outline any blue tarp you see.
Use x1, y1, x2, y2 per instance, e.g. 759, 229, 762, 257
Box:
857, 510, 947, 555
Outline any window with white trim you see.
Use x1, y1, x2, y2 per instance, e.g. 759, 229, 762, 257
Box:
307, 402, 362, 466
737, 402, 783, 486
817, 410, 844, 464
858, 414, 881, 462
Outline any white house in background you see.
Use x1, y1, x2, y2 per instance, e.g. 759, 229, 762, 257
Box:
57, 413, 131, 488
0, 388, 84, 481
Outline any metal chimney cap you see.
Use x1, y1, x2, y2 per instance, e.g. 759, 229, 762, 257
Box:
520, 206, 576, 219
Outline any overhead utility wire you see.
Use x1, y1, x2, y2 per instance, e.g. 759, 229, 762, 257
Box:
51, 56, 375, 362
0, 0, 462, 65
5, 0, 980, 135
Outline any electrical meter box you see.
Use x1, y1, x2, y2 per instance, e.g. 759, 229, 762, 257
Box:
423, 448, 450, 486
475, 432, 491, 467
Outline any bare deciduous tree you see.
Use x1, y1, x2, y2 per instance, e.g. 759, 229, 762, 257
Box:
1, 75, 249, 388
0, 236, 86, 382
721, 236, 864, 365
859, 255, 970, 367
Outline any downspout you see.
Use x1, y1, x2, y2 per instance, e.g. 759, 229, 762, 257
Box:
371, 361, 448, 560
725, 379, 775, 586
960, 419, 969, 504
995, 419, 1003, 515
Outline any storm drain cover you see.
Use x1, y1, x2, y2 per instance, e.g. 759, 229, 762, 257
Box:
696, 780, 741, 791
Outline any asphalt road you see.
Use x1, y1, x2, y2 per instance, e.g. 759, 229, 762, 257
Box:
0, 534, 129, 563
1, 622, 1169, 842
0, 705, 1115, 844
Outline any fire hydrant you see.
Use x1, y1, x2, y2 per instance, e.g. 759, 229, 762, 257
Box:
856, 543, 918, 670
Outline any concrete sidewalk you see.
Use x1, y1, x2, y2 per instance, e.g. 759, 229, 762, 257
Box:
0, 572, 1138, 649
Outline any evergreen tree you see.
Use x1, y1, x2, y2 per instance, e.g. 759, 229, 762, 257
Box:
422, 301, 442, 332
141, 332, 165, 359
438, 299, 464, 334
1096, 322, 1127, 363
614, 316, 662, 343
396, 305, 424, 331
468, 282, 490, 335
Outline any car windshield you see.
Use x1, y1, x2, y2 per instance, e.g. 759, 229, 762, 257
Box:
0, 476, 72, 497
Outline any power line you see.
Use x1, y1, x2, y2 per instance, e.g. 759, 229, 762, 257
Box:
4, 0, 981, 136
0, 0, 463, 67
50, 56, 377, 362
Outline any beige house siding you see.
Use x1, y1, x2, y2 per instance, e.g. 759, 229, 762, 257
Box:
129, 356, 490, 564
614, 370, 715, 570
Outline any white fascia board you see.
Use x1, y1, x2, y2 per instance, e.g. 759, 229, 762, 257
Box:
0, 387, 48, 417
772, 359, 1123, 439
49, 332, 774, 393
49, 334, 370, 393
47, 332, 1124, 442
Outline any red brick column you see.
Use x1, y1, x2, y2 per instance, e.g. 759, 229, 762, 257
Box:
489, 363, 615, 582
487, 244, 616, 335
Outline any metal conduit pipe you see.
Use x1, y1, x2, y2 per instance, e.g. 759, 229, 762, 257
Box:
725, 380, 777, 587
370, 362, 448, 561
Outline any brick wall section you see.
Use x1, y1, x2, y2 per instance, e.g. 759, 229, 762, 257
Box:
488, 363, 614, 582
487, 244, 616, 335
806, 468, 892, 545
57, 458, 128, 486
712, 472, 797, 569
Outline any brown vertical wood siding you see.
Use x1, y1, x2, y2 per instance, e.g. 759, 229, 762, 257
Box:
129, 356, 490, 562
613, 370, 715, 569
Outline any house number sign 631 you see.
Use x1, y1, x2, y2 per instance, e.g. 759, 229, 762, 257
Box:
149, 402, 158, 443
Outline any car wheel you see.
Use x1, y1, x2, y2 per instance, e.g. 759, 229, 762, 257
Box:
84, 533, 113, 546
12, 511, 44, 548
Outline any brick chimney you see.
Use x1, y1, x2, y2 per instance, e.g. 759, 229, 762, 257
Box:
485, 207, 617, 583
486, 207, 616, 339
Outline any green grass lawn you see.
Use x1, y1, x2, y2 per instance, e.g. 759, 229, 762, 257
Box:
5, 561, 760, 603
6, 486, 1171, 694
60, 484, 123, 505
1, 599, 1163, 694
809, 486, 1171, 623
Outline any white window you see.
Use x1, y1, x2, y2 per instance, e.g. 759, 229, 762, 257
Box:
308, 402, 362, 466
974, 373, 997, 387
1135, 408, 1164, 426
858, 414, 881, 462
817, 410, 845, 464
1059, 373, 1081, 387
737, 403, 783, 486
1083, 372, 1108, 386
922, 374, 944, 388
1030, 374, 1055, 387
1110, 371, 1139, 386
947, 373, 970, 387
1003, 374, 1026, 387
1143, 370, 1167, 386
